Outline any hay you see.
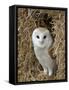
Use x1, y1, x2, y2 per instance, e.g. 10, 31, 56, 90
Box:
17, 8, 65, 82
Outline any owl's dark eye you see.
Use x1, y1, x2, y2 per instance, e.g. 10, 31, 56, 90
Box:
43, 35, 46, 39
36, 35, 39, 39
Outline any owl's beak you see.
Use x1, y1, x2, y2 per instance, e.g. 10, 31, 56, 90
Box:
39, 40, 44, 44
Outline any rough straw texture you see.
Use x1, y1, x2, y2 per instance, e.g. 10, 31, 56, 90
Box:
17, 8, 65, 82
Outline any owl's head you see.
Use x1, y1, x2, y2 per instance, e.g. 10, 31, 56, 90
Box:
32, 27, 53, 48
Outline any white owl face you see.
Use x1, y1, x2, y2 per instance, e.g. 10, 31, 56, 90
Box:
32, 27, 53, 48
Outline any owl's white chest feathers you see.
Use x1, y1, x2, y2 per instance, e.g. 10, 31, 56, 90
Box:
34, 47, 54, 69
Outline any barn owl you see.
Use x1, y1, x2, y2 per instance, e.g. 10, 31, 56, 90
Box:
32, 27, 56, 76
